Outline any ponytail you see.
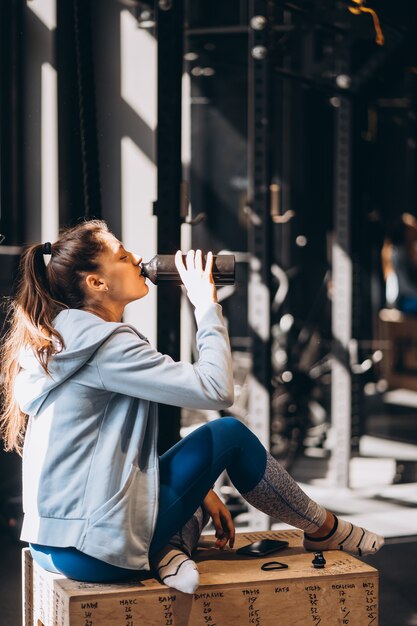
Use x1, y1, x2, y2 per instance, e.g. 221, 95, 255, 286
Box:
17, 243, 67, 367
0, 245, 64, 453
0, 219, 109, 452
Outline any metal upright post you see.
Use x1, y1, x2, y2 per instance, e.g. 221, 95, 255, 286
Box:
247, 0, 273, 530
329, 43, 353, 488
0, 0, 24, 310
154, 0, 184, 453
57, 0, 102, 223
0, 0, 24, 245
0, 0, 25, 507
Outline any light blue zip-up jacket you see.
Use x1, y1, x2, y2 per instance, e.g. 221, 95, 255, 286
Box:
16, 304, 233, 570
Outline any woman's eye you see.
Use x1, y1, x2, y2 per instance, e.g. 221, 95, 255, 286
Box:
120, 255, 128, 261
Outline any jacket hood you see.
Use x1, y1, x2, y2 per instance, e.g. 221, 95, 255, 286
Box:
15, 309, 144, 416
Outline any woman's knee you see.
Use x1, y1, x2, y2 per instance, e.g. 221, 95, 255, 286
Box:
213, 418, 266, 491
210, 416, 251, 439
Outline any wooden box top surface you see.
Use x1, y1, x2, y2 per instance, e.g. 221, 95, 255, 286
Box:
31, 530, 378, 599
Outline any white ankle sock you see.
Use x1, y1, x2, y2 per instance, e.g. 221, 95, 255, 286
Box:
151, 506, 209, 594
304, 515, 384, 557
152, 544, 199, 594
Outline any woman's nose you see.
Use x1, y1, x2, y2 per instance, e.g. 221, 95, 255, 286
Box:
132, 253, 142, 265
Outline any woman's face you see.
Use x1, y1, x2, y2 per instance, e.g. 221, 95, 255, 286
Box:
96, 233, 149, 306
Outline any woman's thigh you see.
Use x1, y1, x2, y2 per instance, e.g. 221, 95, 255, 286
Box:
29, 544, 136, 583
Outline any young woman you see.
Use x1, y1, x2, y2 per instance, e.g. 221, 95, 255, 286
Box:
0, 220, 383, 594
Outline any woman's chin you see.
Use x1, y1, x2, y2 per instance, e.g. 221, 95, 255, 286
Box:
131, 287, 149, 302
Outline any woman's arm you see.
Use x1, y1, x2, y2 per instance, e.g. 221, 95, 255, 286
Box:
95, 305, 234, 409
96, 250, 234, 409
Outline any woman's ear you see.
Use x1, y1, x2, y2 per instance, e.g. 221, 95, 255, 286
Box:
85, 274, 108, 293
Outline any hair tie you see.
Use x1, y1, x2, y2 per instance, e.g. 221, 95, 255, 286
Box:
42, 242, 52, 255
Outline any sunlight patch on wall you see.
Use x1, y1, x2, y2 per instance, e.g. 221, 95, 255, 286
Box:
120, 10, 156, 131
27, 0, 56, 30
121, 136, 157, 344
41, 63, 59, 243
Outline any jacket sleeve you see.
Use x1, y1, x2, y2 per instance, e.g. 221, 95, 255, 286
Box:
95, 303, 234, 409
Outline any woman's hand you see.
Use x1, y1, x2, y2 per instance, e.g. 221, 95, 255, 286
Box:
203, 489, 235, 550
175, 249, 217, 312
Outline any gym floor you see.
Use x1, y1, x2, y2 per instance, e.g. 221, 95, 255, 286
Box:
1, 390, 417, 626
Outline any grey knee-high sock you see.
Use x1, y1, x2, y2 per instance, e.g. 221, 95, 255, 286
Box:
240, 452, 384, 557
241, 451, 326, 533
169, 505, 211, 556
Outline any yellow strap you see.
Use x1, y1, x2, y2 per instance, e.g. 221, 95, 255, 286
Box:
348, 0, 385, 46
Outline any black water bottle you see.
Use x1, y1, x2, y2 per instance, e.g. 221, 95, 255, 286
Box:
140, 254, 235, 286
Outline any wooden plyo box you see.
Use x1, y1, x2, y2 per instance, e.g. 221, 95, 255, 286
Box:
23, 530, 379, 626
379, 308, 417, 391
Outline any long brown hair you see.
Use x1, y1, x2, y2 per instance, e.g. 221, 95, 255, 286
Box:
0, 219, 110, 453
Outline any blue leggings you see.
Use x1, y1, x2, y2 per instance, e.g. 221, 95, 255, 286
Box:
30, 417, 267, 582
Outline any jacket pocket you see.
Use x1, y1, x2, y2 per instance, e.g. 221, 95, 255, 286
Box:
85, 462, 157, 564
87, 463, 139, 526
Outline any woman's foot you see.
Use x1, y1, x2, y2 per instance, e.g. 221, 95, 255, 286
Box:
151, 505, 210, 593
304, 513, 384, 557
152, 544, 200, 594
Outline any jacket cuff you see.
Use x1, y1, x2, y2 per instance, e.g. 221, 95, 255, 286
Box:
194, 302, 223, 326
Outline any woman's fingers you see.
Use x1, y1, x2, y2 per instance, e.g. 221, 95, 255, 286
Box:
214, 537, 227, 550
186, 249, 195, 271
213, 511, 235, 549
224, 513, 235, 548
213, 514, 222, 534
214, 516, 229, 541
195, 249, 204, 273
175, 249, 213, 274
204, 251, 214, 278
174, 249, 217, 309
174, 250, 187, 282
219, 510, 235, 548
215, 525, 228, 549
